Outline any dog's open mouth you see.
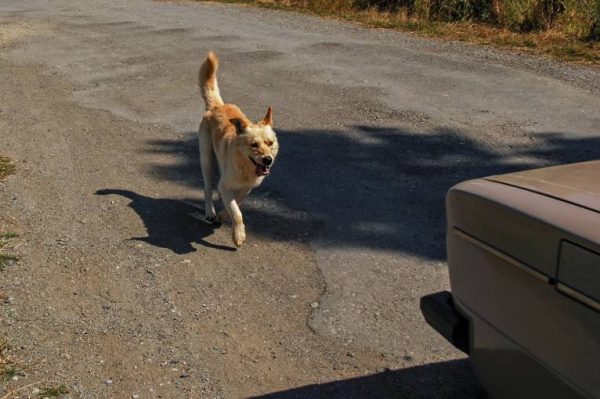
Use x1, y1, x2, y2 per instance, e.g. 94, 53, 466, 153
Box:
249, 157, 271, 176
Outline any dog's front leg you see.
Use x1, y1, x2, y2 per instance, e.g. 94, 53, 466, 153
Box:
220, 188, 246, 247
217, 188, 251, 222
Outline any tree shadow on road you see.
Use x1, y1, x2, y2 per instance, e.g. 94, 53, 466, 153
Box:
142, 127, 600, 260
95, 189, 235, 253
251, 359, 486, 399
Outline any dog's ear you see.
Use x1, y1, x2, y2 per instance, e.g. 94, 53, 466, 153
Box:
261, 106, 273, 126
229, 118, 248, 134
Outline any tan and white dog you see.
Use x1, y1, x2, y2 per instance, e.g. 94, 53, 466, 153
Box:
198, 52, 279, 247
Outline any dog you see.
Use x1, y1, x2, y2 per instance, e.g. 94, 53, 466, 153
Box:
198, 52, 279, 247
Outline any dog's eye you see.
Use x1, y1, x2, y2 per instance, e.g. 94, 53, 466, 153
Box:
265, 141, 273, 147
251, 142, 259, 148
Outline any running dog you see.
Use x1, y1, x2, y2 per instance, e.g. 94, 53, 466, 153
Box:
198, 52, 279, 247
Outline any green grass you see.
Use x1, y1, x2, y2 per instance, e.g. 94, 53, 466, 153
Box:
38, 385, 69, 397
0, 232, 19, 268
0, 342, 21, 385
0, 255, 18, 271
0, 344, 68, 398
0, 232, 19, 250
0, 157, 15, 180
1, 366, 19, 382
0, 158, 19, 272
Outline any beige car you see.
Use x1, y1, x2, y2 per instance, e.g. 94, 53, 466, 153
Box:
421, 160, 600, 399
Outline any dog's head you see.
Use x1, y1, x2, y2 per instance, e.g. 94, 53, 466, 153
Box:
232, 107, 279, 177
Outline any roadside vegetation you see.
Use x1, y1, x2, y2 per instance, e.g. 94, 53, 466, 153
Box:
0, 158, 21, 397
206, 0, 600, 64
0, 341, 20, 387
38, 385, 69, 397
0, 158, 18, 272
0, 255, 18, 272
0, 157, 14, 181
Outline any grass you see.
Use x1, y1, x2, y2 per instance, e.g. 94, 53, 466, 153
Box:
0, 232, 19, 250
0, 255, 18, 271
0, 341, 67, 398
1, 366, 19, 383
197, 0, 600, 65
0, 157, 15, 180
0, 157, 18, 271
0, 232, 19, 271
38, 385, 69, 397
0, 342, 20, 386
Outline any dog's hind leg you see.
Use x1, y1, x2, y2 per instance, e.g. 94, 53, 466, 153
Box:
199, 120, 217, 223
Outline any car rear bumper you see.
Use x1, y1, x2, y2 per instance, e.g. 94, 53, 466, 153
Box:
420, 290, 470, 354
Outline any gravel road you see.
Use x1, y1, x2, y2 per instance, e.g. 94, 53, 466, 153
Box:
0, 0, 599, 398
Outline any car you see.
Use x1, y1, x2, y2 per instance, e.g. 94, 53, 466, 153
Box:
421, 160, 600, 399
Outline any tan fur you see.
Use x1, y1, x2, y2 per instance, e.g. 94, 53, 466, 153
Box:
198, 52, 279, 247
198, 51, 223, 109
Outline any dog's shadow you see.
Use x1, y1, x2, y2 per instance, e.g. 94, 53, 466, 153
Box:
95, 189, 235, 253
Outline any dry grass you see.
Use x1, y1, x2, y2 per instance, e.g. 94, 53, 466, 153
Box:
200, 0, 600, 65
0, 342, 19, 385
0, 255, 18, 272
0, 228, 19, 272
0, 157, 14, 181
38, 385, 69, 397
0, 233, 17, 240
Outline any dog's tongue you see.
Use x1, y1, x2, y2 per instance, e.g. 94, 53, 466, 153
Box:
255, 165, 270, 176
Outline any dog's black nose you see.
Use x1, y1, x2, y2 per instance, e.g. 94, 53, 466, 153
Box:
262, 156, 273, 166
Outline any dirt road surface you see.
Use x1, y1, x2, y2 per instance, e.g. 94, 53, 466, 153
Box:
0, 0, 599, 398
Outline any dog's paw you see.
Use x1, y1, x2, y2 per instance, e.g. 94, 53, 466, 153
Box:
205, 215, 220, 225
232, 224, 246, 247
205, 205, 217, 220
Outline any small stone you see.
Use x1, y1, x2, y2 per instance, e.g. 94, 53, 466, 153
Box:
6, 297, 14, 304
105, 379, 113, 385
32, 388, 40, 394
310, 302, 319, 309
132, 395, 140, 399
180, 372, 189, 378
11, 375, 18, 381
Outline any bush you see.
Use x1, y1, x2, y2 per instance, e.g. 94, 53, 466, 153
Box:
428, 0, 495, 22
585, 0, 600, 40
281, 0, 599, 41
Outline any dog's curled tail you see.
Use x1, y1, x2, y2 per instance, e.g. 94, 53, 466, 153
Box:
199, 52, 224, 110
